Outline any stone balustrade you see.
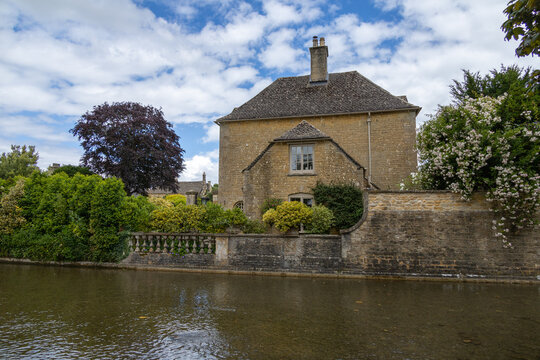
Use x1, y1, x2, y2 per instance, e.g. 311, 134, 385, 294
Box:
128, 232, 216, 255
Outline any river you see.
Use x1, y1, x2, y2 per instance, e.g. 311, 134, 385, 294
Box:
0, 263, 538, 359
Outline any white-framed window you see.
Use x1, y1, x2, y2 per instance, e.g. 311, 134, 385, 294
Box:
289, 194, 314, 207
290, 145, 314, 172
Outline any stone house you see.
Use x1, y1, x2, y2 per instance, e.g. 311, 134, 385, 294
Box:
216, 36, 420, 218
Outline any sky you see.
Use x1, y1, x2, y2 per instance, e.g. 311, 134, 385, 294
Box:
0, 0, 536, 184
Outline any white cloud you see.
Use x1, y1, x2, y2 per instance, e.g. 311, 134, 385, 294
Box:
202, 123, 220, 143
259, 28, 304, 70
179, 149, 219, 183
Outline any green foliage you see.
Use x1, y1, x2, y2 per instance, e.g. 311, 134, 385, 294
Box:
150, 204, 205, 233
121, 196, 156, 232
0, 145, 39, 179
413, 67, 540, 246
260, 198, 283, 215
262, 208, 277, 226
241, 219, 267, 234
89, 178, 127, 262
502, 0, 540, 57
165, 194, 187, 206
52, 165, 94, 177
149, 202, 249, 233
312, 182, 364, 229
305, 205, 335, 234
148, 196, 174, 208
0, 179, 26, 235
264, 201, 313, 233
0, 172, 136, 262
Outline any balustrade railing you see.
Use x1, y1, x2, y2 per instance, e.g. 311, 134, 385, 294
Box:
128, 232, 216, 255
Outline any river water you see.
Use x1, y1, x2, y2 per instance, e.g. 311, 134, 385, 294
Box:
0, 263, 538, 359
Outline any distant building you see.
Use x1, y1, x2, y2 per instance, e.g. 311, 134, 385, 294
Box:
148, 172, 211, 198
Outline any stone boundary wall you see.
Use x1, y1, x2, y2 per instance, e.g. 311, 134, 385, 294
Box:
122, 191, 539, 280
123, 233, 342, 274
341, 191, 539, 278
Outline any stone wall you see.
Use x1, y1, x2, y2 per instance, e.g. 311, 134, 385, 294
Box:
218, 111, 417, 210
123, 192, 539, 280
341, 191, 539, 278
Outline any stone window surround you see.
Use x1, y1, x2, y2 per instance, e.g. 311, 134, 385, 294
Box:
289, 143, 315, 174
289, 193, 314, 207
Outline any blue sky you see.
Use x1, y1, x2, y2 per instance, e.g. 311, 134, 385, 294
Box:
0, 0, 536, 184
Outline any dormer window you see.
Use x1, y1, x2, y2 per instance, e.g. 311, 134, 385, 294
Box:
290, 145, 314, 172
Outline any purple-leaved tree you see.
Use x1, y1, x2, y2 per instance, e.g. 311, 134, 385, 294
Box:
71, 102, 185, 195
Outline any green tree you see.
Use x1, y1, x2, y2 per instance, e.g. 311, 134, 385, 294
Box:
0, 145, 39, 179
502, 0, 540, 57
501, 0, 540, 92
0, 179, 26, 235
52, 165, 94, 177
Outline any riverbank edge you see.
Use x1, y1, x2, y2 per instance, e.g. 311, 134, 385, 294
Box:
1, 257, 538, 284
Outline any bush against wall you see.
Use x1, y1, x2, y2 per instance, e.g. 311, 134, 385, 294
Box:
149, 202, 255, 234
305, 205, 334, 234
260, 198, 283, 215
312, 182, 363, 229
263, 201, 313, 233
411, 66, 539, 246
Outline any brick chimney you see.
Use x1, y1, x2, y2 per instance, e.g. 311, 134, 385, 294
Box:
309, 36, 328, 83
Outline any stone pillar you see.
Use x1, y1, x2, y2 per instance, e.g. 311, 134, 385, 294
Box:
215, 235, 229, 266
186, 191, 198, 205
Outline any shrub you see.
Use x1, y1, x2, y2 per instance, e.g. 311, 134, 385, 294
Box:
121, 196, 156, 232
260, 198, 283, 215
313, 182, 363, 229
150, 204, 205, 233
306, 205, 334, 234
165, 194, 186, 206
148, 196, 174, 208
267, 201, 313, 233
0, 179, 26, 235
242, 219, 267, 234
52, 165, 93, 177
89, 178, 127, 262
262, 208, 277, 226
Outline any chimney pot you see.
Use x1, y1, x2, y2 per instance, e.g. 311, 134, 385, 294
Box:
312, 36, 318, 47
320, 37, 325, 46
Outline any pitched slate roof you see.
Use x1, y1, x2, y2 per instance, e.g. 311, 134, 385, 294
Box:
216, 71, 420, 122
273, 120, 330, 142
147, 180, 210, 196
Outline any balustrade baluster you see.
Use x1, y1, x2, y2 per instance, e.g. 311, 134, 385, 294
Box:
135, 235, 140, 252
148, 235, 154, 252
155, 235, 161, 253
142, 236, 148, 252
164, 236, 170, 253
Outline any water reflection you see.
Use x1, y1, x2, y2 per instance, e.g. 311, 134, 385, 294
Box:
0, 264, 538, 359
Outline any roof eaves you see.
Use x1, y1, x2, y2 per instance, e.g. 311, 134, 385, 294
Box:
216, 106, 421, 124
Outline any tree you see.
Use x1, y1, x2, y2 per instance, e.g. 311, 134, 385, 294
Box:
0, 145, 39, 179
502, 0, 540, 57
51, 165, 94, 177
501, 0, 540, 92
412, 67, 539, 247
71, 102, 185, 195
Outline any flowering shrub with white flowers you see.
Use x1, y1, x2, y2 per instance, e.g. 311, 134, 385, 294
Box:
410, 92, 539, 247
